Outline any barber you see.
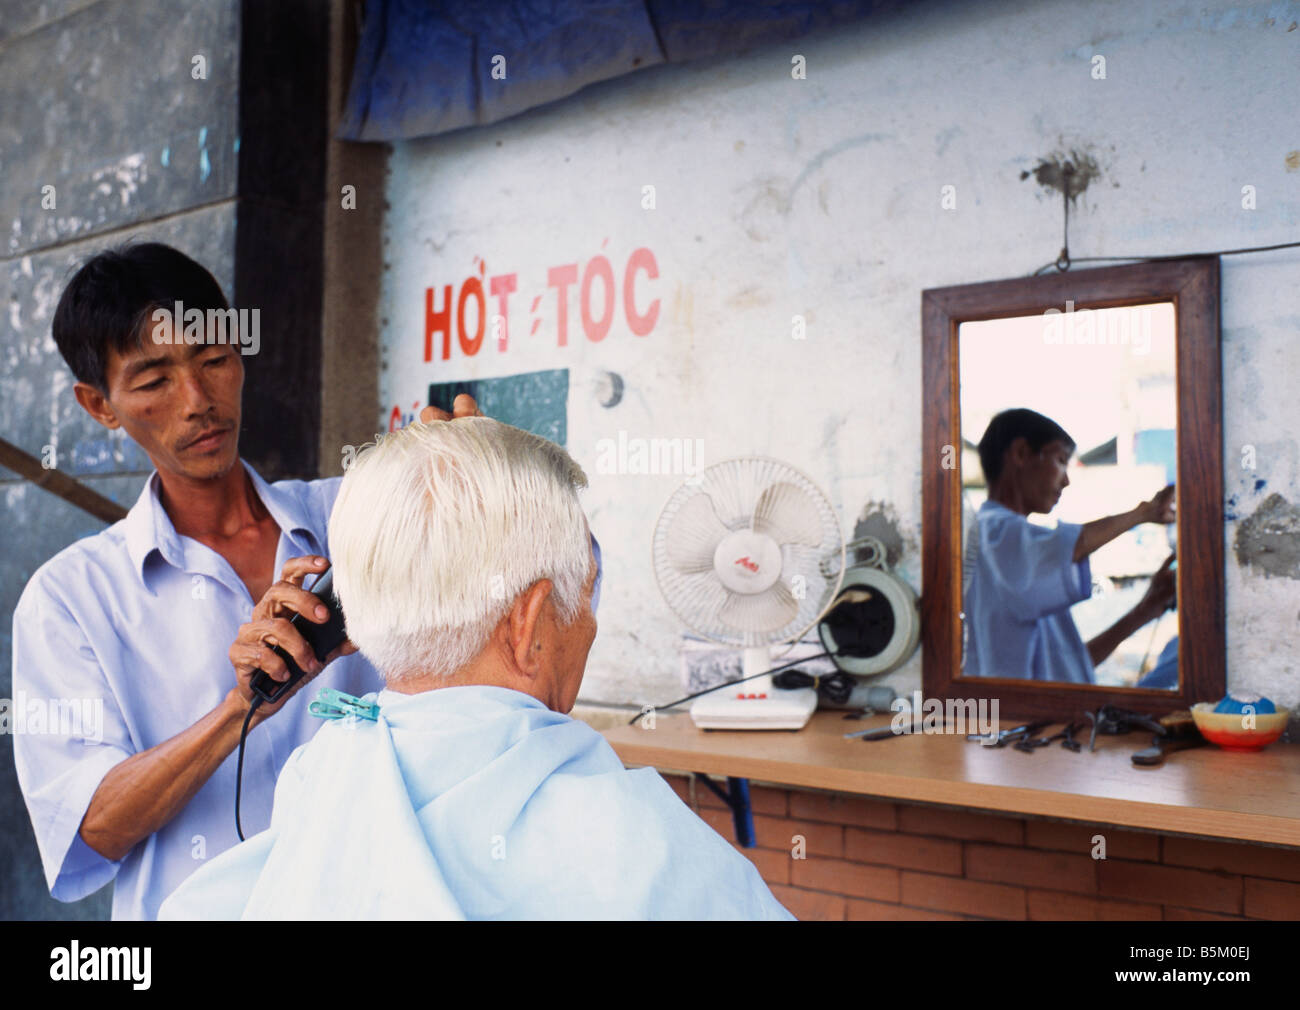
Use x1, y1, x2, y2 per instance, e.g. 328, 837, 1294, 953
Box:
12, 242, 481, 920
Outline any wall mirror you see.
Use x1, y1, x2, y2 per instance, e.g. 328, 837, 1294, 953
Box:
921, 258, 1223, 719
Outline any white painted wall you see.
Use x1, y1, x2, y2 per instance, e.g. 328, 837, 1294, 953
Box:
379, 0, 1300, 711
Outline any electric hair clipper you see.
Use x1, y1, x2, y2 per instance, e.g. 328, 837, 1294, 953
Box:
249, 567, 347, 704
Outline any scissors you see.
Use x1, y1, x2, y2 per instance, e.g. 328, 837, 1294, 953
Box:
1013, 720, 1086, 753
966, 719, 1053, 748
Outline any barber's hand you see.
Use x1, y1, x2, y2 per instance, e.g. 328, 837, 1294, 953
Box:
229, 555, 357, 723
1140, 484, 1176, 524
1137, 552, 1177, 620
420, 393, 484, 423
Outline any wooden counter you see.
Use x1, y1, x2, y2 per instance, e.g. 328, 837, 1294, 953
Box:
603, 711, 1300, 848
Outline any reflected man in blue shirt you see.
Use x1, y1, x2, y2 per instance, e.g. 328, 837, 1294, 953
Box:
963, 408, 1176, 683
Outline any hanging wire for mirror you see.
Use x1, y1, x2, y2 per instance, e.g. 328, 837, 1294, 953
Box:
1031, 159, 1299, 275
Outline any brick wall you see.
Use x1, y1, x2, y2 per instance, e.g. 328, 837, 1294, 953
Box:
661, 774, 1300, 921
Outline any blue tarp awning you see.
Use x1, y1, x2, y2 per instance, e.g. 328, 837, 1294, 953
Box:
340, 0, 901, 141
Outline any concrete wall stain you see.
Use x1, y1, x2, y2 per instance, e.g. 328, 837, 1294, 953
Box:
1020, 147, 1102, 201
1234, 492, 1300, 580
852, 500, 908, 571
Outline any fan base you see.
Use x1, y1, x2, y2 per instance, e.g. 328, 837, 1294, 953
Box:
689, 678, 818, 730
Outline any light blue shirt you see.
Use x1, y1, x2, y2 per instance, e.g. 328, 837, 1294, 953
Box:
10, 460, 384, 920
962, 500, 1095, 683
158, 685, 794, 920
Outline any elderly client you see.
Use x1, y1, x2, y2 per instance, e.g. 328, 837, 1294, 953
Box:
159, 418, 793, 920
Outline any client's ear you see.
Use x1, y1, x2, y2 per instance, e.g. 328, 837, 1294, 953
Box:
506, 578, 555, 678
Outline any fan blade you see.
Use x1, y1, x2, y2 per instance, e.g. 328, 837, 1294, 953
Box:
667, 571, 731, 625
666, 491, 730, 573
718, 581, 799, 633
752, 481, 823, 547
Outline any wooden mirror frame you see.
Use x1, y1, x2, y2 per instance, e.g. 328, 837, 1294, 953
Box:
921, 257, 1223, 719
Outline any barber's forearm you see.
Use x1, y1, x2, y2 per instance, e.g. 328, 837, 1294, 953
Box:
1086, 604, 1155, 668
1073, 505, 1146, 563
78, 689, 252, 862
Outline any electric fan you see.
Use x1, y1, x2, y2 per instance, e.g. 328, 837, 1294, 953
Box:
652, 457, 846, 730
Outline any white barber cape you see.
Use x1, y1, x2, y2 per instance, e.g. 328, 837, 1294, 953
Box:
159, 684, 793, 920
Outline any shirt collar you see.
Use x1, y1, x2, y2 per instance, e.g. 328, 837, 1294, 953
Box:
123, 458, 323, 589
979, 499, 1017, 516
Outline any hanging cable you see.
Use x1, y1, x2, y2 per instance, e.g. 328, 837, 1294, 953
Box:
1029, 157, 1299, 274
1034, 239, 1300, 275
1054, 162, 1073, 272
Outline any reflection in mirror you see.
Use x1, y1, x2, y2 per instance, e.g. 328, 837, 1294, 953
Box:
958, 303, 1179, 689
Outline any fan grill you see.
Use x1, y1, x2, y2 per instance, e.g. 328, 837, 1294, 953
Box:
652, 457, 844, 648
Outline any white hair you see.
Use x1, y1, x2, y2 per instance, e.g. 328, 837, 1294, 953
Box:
327, 417, 590, 683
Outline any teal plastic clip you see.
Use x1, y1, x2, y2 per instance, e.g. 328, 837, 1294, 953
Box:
309, 687, 379, 722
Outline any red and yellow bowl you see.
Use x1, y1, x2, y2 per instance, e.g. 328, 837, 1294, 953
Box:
1190, 702, 1290, 752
